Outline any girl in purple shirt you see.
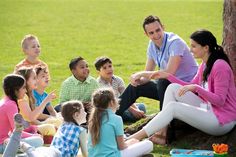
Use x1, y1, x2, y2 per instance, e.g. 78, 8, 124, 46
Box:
128, 29, 236, 144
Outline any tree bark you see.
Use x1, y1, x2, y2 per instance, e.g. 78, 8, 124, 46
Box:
222, 0, 236, 84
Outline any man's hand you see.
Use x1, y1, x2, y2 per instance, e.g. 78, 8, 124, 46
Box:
149, 71, 169, 80
130, 72, 152, 87
130, 73, 142, 87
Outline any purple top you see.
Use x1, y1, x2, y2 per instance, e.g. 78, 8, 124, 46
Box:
147, 32, 198, 82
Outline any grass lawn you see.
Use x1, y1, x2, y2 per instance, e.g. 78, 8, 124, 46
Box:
0, 0, 223, 156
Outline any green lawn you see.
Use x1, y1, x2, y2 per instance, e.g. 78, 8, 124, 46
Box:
0, 0, 223, 156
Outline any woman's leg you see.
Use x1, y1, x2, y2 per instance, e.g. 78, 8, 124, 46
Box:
144, 101, 234, 137
149, 83, 204, 144
129, 83, 235, 140
162, 83, 204, 109
120, 140, 153, 157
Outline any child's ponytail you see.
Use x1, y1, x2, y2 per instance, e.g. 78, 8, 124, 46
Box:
88, 88, 116, 145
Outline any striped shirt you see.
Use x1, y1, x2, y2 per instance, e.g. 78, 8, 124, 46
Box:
97, 75, 125, 97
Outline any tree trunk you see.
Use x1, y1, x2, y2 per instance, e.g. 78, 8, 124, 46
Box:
222, 0, 236, 84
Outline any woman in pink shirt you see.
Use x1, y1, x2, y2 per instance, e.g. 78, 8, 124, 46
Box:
0, 74, 43, 154
128, 29, 236, 144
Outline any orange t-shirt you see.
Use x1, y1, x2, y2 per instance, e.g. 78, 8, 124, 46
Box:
14, 59, 50, 78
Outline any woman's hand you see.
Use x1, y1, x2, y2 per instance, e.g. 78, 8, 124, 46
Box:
178, 85, 196, 96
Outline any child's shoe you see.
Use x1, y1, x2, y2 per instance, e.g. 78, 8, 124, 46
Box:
14, 113, 30, 132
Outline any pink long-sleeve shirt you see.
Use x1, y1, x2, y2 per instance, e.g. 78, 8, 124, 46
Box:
167, 59, 236, 125
0, 96, 37, 144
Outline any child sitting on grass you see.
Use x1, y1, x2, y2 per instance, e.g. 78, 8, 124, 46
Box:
3, 101, 88, 157
0, 74, 43, 154
2, 113, 61, 157
14, 34, 50, 79
88, 88, 153, 157
16, 67, 57, 137
33, 66, 57, 117
94, 56, 146, 122
33, 66, 62, 128
51, 100, 88, 157
56, 56, 99, 123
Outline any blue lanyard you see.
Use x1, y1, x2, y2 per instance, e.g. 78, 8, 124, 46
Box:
156, 34, 168, 68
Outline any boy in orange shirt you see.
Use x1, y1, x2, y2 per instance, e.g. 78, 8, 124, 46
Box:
14, 34, 50, 78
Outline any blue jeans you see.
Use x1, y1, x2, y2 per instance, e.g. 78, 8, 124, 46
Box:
122, 103, 146, 122
0, 144, 5, 154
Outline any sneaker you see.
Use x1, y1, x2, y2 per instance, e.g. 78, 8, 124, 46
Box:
14, 113, 30, 130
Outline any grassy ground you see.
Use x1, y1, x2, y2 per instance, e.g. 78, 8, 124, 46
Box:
0, 0, 223, 156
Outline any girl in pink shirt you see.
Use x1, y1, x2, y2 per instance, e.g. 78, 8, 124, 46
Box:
0, 74, 43, 154
128, 29, 236, 145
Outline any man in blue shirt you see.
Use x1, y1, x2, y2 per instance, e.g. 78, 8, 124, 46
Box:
117, 15, 198, 121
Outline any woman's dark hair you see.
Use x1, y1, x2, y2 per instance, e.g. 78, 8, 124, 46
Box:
61, 100, 83, 125
88, 88, 117, 145
3, 74, 25, 109
190, 29, 231, 82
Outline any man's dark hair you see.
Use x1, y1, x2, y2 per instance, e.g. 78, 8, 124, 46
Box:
143, 15, 163, 32
94, 56, 112, 71
69, 57, 84, 70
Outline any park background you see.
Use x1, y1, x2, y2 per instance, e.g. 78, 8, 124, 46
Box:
0, 0, 223, 156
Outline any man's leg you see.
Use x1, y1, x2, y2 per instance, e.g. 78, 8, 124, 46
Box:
116, 80, 159, 116
156, 79, 171, 111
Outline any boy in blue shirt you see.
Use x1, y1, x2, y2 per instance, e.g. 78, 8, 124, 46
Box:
33, 66, 57, 120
